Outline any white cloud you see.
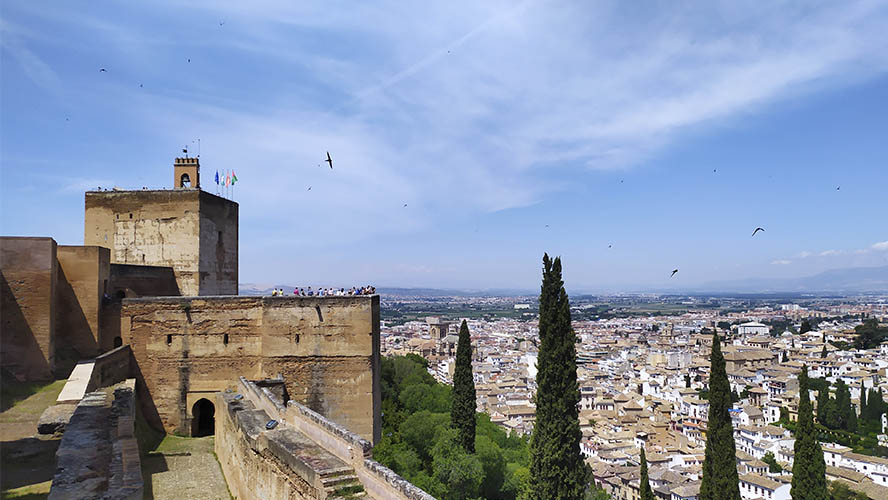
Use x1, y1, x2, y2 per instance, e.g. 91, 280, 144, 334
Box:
796, 251, 812, 258
771, 259, 792, 265
871, 241, 888, 251
819, 250, 841, 256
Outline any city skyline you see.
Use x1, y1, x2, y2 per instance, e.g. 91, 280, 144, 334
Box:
2, 1, 888, 290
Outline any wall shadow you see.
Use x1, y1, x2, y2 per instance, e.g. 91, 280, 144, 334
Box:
0, 274, 52, 382
0, 436, 60, 491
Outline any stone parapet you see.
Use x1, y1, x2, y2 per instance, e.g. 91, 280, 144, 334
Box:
219, 377, 433, 500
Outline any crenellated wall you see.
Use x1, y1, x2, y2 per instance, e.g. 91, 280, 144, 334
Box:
120, 295, 380, 442
216, 377, 434, 500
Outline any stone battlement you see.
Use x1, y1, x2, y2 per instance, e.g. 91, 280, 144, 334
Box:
215, 377, 433, 500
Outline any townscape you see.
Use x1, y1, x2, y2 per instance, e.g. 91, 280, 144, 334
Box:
380, 293, 888, 499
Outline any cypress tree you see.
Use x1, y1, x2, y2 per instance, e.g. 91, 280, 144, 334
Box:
451, 319, 476, 453
639, 446, 655, 500
821, 344, 827, 358
529, 254, 584, 500
699, 331, 741, 500
817, 388, 832, 428
834, 380, 852, 431
860, 390, 868, 422
791, 365, 828, 500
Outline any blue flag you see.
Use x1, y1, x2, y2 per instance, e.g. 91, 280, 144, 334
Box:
215, 171, 220, 185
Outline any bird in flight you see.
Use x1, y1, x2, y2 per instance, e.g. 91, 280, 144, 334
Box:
307, 186, 312, 191
671, 269, 679, 278
403, 203, 408, 207
325, 152, 333, 169
836, 186, 840, 191
99, 68, 107, 72
187, 58, 191, 63
751, 227, 765, 237
219, 21, 225, 26
545, 224, 550, 228
608, 244, 612, 248
713, 169, 717, 173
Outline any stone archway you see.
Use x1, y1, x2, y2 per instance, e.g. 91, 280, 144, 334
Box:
191, 398, 215, 437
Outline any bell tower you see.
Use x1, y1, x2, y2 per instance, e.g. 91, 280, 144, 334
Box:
174, 157, 200, 189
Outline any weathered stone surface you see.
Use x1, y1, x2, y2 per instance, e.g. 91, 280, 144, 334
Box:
54, 245, 109, 375
121, 295, 380, 442
1, 236, 57, 381
38, 403, 77, 435
84, 189, 237, 296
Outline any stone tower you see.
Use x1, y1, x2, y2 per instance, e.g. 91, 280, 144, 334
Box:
174, 157, 200, 189
83, 157, 238, 296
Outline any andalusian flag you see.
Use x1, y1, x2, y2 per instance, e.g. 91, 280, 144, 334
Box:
231, 170, 238, 184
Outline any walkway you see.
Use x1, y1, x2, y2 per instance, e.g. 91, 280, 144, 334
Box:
141, 435, 231, 500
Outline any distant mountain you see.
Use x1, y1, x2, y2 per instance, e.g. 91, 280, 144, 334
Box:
695, 265, 888, 293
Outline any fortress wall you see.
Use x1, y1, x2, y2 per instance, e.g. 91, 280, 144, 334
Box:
228, 377, 435, 500
85, 190, 202, 295
54, 245, 110, 376
198, 191, 238, 295
120, 295, 379, 441
0, 237, 57, 381
109, 264, 179, 298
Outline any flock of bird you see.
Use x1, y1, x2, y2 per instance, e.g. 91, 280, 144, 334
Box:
89, 21, 850, 282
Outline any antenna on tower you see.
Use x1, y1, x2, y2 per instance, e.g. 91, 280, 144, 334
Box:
182, 146, 188, 158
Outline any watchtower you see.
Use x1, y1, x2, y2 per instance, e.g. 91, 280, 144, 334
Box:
174, 157, 200, 189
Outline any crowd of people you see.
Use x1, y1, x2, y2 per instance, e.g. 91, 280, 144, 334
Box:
270, 286, 376, 297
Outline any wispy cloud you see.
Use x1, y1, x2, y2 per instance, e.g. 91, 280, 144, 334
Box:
819, 250, 841, 256
771, 259, 792, 265
796, 251, 813, 258
872, 241, 888, 251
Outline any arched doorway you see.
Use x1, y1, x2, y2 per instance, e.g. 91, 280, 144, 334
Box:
191, 398, 215, 437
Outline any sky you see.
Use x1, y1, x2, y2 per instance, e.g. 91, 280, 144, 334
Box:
2, 1, 888, 292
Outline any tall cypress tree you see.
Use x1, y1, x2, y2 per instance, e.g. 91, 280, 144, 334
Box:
529, 254, 584, 500
699, 331, 741, 500
860, 389, 868, 422
451, 319, 476, 453
821, 344, 827, 358
791, 365, 828, 500
639, 446, 655, 500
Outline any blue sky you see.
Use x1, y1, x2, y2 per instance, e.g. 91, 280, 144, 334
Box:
2, 1, 887, 291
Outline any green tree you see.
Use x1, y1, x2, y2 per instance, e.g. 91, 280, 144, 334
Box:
639, 447, 655, 500
801, 319, 813, 334
762, 451, 783, 473
699, 331, 741, 500
817, 388, 835, 429
476, 435, 506, 499
821, 344, 827, 358
529, 254, 584, 500
451, 319, 477, 453
827, 480, 869, 500
430, 428, 484, 500
834, 380, 852, 431
685, 373, 691, 389
852, 319, 888, 350
782, 351, 789, 362
791, 365, 828, 500
741, 386, 751, 400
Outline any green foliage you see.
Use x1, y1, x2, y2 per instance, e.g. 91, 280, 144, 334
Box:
529, 254, 585, 500
818, 381, 856, 432
762, 452, 783, 473
374, 355, 531, 499
827, 481, 869, 500
639, 447, 655, 500
452, 320, 477, 453
779, 407, 790, 424
740, 386, 751, 399
791, 366, 828, 500
684, 374, 691, 388
852, 319, 888, 350
782, 351, 789, 362
699, 331, 741, 500
801, 319, 813, 334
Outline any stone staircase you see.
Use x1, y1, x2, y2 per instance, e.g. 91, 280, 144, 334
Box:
321, 468, 366, 499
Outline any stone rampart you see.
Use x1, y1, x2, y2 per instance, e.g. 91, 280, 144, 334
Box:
55, 245, 109, 376
219, 377, 434, 500
120, 295, 380, 441
0, 236, 57, 381
48, 379, 142, 500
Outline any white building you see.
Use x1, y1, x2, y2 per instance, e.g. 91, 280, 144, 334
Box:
738, 322, 770, 336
